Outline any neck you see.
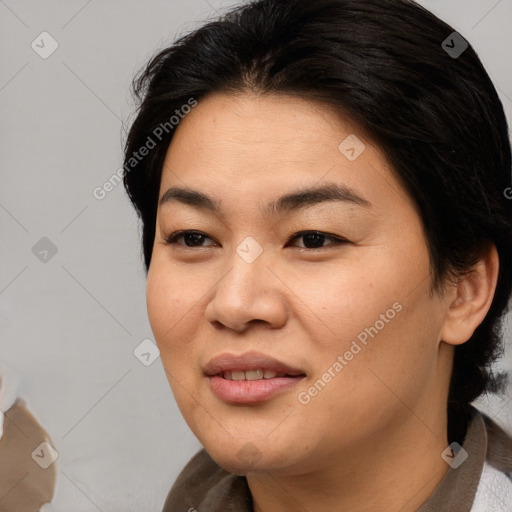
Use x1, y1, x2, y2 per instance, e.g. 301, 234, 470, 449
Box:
247, 408, 450, 512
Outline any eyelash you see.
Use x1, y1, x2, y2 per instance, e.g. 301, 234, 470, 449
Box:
162, 230, 349, 250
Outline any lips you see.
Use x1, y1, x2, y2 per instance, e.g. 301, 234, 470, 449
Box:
205, 351, 306, 404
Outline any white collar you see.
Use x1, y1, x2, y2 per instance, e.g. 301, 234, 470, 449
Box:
471, 461, 512, 511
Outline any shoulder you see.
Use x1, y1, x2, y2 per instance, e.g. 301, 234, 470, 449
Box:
161, 449, 252, 512
469, 408, 512, 511
482, 412, 512, 478
471, 461, 512, 511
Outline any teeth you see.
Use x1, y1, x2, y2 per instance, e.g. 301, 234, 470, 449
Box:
221, 369, 284, 380
246, 370, 263, 381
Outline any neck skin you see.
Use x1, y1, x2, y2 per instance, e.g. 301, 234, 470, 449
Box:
247, 347, 453, 512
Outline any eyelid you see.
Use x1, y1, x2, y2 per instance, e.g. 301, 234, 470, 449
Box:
162, 230, 219, 247
162, 229, 350, 251
285, 230, 349, 248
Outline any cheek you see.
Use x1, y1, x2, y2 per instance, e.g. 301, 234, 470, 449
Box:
290, 257, 404, 351
146, 259, 205, 416
325, 290, 438, 404
293, 294, 440, 447
146, 258, 199, 359
295, 243, 438, 394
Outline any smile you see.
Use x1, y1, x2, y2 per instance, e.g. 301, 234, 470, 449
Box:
221, 369, 299, 380
205, 351, 306, 404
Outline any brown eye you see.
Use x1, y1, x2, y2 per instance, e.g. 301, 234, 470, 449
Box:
163, 231, 217, 247
288, 231, 348, 249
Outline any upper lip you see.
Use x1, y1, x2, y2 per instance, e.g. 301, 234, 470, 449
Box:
204, 351, 306, 376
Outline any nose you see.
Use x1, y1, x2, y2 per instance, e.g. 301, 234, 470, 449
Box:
204, 247, 288, 333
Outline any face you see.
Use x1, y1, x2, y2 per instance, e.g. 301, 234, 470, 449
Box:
146, 92, 451, 477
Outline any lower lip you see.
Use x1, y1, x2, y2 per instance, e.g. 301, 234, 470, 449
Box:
208, 375, 305, 404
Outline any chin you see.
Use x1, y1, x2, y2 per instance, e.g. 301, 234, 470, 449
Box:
208, 446, 275, 476
202, 434, 302, 477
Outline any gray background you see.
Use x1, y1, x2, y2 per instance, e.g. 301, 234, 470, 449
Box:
1, 0, 511, 510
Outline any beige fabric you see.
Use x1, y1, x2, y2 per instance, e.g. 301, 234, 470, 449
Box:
416, 410, 486, 512
162, 449, 253, 512
0, 398, 57, 512
483, 413, 512, 479
162, 406, 508, 512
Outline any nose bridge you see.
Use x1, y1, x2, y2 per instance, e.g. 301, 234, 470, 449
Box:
205, 237, 287, 331
222, 239, 270, 306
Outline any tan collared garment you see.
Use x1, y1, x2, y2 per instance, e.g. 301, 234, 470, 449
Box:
0, 399, 57, 512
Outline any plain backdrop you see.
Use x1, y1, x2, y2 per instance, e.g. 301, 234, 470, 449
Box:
1, 0, 511, 510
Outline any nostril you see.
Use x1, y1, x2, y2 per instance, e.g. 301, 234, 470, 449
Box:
210, 320, 225, 330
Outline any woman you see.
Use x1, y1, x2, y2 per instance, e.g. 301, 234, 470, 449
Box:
122, 0, 512, 510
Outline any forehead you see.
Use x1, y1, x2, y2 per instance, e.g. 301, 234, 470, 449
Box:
158, 92, 413, 217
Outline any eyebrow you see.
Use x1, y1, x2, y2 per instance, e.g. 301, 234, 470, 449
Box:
159, 182, 372, 215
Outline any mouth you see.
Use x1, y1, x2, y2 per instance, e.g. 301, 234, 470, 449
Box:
205, 352, 306, 404
220, 369, 301, 380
